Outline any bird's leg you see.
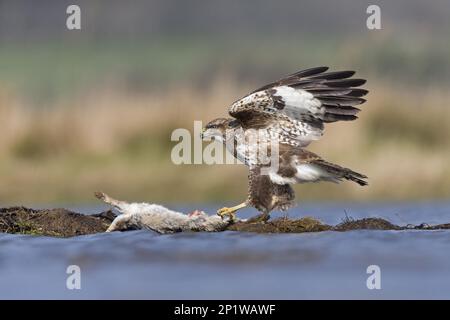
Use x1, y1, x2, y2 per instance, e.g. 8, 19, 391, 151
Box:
217, 202, 247, 221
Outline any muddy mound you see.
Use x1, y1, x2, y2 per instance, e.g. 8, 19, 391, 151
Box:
229, 216, 450, 233
228, 217, 332, 233
333, 217, 402, 231
1, 206, 450, 237
0, 207, 116, 237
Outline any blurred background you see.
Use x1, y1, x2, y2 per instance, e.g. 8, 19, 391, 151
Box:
0, 0, 449, 205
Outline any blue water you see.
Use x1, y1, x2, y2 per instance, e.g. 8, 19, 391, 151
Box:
1, 201, 450, 299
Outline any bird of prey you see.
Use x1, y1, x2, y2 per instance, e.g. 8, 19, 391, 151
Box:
201, 66, 368, 222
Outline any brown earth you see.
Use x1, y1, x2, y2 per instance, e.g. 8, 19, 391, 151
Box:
0, 207, 115, 237
1, 207, 449, 237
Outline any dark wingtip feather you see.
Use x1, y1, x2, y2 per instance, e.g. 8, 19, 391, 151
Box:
325, 78, 367, 88
290, 66, 329, 78
347, 88, 369, 97
318, 96, 366, 106
323, 105, 361, 116
323, 113, 358, 122
307, 70, 356, 80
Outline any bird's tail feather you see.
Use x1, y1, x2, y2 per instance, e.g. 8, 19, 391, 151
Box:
312, 160, 368, 186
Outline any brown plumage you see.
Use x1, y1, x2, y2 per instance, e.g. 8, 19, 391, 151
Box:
247, 167, 295, 215
202, 67, 368, 221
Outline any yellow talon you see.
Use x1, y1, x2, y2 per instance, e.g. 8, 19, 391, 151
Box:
217, 207, 237, 221
216, 202, 247, 221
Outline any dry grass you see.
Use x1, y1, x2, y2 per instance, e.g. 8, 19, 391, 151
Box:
0, 78, 449, 204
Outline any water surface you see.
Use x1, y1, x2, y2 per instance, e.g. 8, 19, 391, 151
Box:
1, 201, 450, 299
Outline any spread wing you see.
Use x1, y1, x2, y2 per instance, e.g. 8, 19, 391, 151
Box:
228, 66, 368, 147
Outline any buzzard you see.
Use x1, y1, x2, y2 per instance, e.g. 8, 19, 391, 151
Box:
201, 67, 368, 222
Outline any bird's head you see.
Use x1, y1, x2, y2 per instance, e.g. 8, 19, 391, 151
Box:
201, 118, 237, 142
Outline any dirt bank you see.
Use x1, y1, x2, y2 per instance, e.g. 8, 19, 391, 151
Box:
1, 206, 449, 237
0, 207, 115, 237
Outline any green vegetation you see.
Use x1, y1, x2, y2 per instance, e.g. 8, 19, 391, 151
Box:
0, 35, 449, 204
1, 35, 449, 104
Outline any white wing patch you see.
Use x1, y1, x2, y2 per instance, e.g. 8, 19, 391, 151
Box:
228, 85, 329, 148
273, 86, 324, 118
